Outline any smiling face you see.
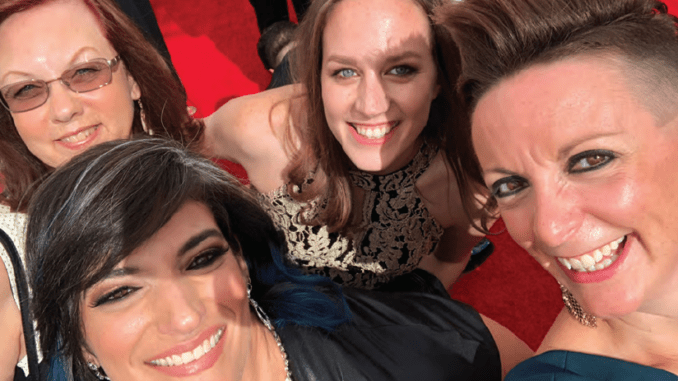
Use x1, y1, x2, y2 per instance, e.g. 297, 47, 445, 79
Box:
320, 0, 440, 175
81, 201, 256, 380
0, 0, 140, 168
472, 57, 678, 318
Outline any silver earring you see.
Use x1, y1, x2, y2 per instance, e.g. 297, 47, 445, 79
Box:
87, 362, 110, 381
137, 99, 153, 135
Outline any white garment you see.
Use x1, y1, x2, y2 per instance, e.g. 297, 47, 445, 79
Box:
0, 204, 30, 375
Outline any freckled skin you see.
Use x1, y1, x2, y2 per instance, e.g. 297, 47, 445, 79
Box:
472, 57, 678, 319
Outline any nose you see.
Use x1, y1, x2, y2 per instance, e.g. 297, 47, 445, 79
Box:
155, 279, 205, 336
48, 81, 83, 123
531, 183, 584, 248
353, 72, 389, 117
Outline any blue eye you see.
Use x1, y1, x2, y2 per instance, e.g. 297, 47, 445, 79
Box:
491, 176, 529, 198
568, 150, 615, 173
333, 69, 356, 78
388, 65, 415, 76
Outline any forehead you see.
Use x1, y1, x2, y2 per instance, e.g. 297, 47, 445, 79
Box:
323, 0, 433, 56
0, 0, 112, 75
471, 58, 655, 162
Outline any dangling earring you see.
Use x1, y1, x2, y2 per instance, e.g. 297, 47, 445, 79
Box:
87, 362, 110, 381
559, 283, 597, 327
247, 281, 293, 381
137, 99, 153, 136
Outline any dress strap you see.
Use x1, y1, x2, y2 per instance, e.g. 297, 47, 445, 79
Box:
0, 228, 41, 381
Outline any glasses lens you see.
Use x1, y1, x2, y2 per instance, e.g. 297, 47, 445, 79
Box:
64, 60, 112, 92
1, 80, 48, 112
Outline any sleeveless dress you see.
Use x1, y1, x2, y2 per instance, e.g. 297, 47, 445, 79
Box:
261, 143, 444, 289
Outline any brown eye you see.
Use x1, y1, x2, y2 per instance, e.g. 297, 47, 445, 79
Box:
491, 176, 529, 198
568, 150, 615, 173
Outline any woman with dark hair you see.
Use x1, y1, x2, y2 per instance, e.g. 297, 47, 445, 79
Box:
26, 138, 502, 381
203, 0, 490, 291
0, 0, 202, 378
437, 0, 678, 378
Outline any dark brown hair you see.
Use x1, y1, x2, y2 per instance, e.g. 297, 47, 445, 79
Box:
287, 0, 468, 232
0, 0, 203, 211
436, 0, 678, 225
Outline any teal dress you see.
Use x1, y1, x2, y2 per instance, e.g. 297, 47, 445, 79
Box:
507, 351, 677, 380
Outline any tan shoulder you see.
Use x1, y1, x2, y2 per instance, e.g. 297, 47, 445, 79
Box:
416, 152, 465, 228
481, 314, 534, 379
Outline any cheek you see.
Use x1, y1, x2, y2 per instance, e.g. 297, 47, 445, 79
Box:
212, 263, 249, 313
82, 307, 147, 366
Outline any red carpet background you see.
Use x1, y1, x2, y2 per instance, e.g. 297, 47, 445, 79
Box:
148, 0, 678, 350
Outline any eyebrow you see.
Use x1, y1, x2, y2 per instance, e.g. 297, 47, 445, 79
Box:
178, 229, 224, 257
0, 46, 106, 84
100, 229, 224, 280
324, 50, 425, 67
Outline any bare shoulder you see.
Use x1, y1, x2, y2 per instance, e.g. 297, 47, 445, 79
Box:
415, 152, 465, 228
537, 308, 604, 354
481, 314, 534, 379
0, 262, 23, 379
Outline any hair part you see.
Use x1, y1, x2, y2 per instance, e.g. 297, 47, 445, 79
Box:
0, 0, 203, 211
435, 0, 678, 225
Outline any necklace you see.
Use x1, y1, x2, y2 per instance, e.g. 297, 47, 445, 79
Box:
249, 286, 293, 381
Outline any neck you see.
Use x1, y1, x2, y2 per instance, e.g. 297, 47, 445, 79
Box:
240, 320, 288, 381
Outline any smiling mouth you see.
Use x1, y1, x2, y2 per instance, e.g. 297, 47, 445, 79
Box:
149, 327, 224, 367
557, 236, 626, 272
349, 121, 398, 139
59, 125, 99, 144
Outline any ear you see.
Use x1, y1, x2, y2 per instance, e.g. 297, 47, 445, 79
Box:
235, 253, 249, 279
127, 72, 141, 101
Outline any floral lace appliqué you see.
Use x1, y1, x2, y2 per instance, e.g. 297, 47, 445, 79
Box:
261, 143, 443, 289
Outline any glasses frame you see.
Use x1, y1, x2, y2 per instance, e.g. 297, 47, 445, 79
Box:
0, 55, 121, 113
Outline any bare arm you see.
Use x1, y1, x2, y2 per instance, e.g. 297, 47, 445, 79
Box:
202, 85, 302, 193
0, 263, 24, 381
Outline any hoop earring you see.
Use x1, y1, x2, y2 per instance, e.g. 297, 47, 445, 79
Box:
137, 99, 153, 135
560, 283, 597, 328
87, 362, 110, 381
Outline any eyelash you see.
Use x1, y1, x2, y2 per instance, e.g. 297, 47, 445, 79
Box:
186, 246, 228, 271
91, 246, 228, 307
92, 286, 140, 307
491, 176, 529, 199
490, 150, 616, 199
567, 149, 616, 173
331, 65, 418, 79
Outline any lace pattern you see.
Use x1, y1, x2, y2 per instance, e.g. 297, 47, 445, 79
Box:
261, 143, 443, 289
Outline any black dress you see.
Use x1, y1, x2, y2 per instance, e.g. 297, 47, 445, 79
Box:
279, 270, 502, 381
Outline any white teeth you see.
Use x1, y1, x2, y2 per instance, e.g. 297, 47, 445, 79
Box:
354, 124, 393, 139
60, 126, 97, 143
557, 236, 626, 273
580, 254, 595, 268
558, 257, 571, 270
150, 328, 224, 367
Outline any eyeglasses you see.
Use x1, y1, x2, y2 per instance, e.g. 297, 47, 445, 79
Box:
0, 56, 121, 113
